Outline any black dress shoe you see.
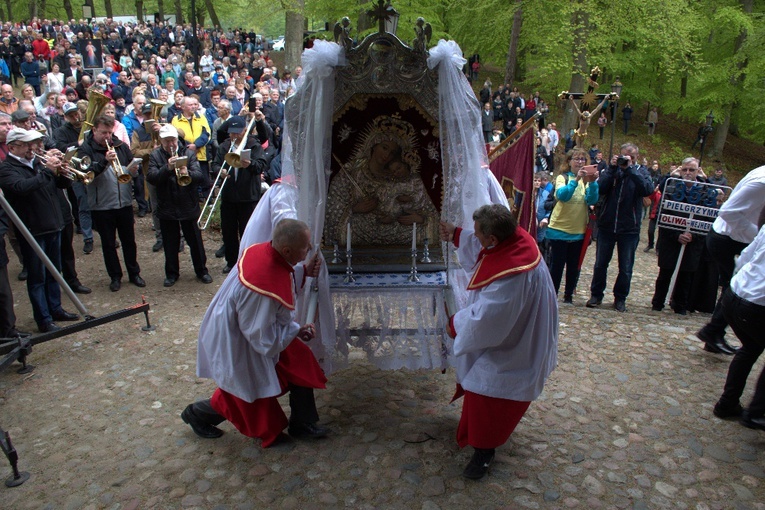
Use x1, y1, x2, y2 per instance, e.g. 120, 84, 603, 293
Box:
563, 295, 573, 304
463, 447, 495, 480
288, 421, 330, 439
137, 209, 147, 218
741, 411, 765, 431
181, 405, 224, 439
5, 328, 32, 338
651, 305, 663, 312
109, 278, 121, 292
83, 239, 93, 254
222, 265, 233, 274
164, 277, 177, 287
585, 297, 602, 308
130, 275, 146, 287
614, 300, 627, 312
713, 401, 743, 419
152, 240, 163, 252
197, 273, 213, 284
52, 309, 79, 321
215, 244, 226, 258
38, 322, 61, 333
70, 282, 92, 294
643, 246, 653, 252
702, 339, 738, 355
18, 267, 27, 281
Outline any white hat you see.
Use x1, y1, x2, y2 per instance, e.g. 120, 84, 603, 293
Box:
62, 102, 78, 115
159, 124, 178, 139
6, 128, 43, 144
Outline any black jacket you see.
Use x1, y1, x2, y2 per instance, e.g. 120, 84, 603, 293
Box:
146, 140, 203, 221
53, 121, 81, 154
211, 137, 268, 204
596, 164, 654, 235
0, 155, 70, 236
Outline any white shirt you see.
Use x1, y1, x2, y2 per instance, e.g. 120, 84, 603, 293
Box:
452, 229, 558, 401
548, 129, 559, 150
196, 260, 306, 402
731, 224, 765, 305
712, 165, 765, 243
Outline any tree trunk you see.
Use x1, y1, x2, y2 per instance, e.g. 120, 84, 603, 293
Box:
203, 0, 220, 29
504, 0, 523, 87
4, 0, 11, 22
284, 0, 305, 72
0, 7, 4, 20
708, 0, 752, 159
562, 7, 588, 135
104, 0, 112, 18
135, 0, 143, 22
157, 0, 164, 22
29, 0, 37, 19
174, 0, 184, 24
357, 0, 371, 34
39, 0, 46, 17
680, 74, 687, 98
62, 0, 73, 19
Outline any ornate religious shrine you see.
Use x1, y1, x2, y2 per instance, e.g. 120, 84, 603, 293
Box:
281, 2, 499, 372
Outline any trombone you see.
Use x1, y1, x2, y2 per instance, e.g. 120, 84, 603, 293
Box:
197, 143, 234, 230
197, 116, 257, 230
105, 140, 133, 184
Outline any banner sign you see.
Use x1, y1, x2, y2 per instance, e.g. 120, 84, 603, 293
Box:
657, 178, 732, 235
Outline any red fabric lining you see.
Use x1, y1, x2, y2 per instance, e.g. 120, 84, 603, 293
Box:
467, 228, 540, 290
238, 242, 295, 310
452, 384, 530, 449
210, 340, 327, 447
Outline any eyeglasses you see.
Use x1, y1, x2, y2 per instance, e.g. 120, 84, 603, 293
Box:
572, 157, 587, 162
680, 168, 696, 172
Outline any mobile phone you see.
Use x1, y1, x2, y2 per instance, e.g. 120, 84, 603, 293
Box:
583, 164, 598, 176
248, 97, 258, 111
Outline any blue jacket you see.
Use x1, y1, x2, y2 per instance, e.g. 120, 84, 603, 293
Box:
122, 111, 142, 141
20, 61, 40, 85
596, 164, 654, 235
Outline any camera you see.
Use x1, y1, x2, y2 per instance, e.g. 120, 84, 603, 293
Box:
617, 156, 630, 167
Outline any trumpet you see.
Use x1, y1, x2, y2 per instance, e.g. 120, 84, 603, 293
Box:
172, 147, 192, 186
148, 99, 167, 146
105, 140, 133, 184
64, 149, 95, 184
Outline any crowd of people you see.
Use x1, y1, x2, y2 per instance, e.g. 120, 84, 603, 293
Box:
0, 16, 297, 332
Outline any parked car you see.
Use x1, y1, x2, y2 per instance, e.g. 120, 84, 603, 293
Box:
273, 37, 285, 51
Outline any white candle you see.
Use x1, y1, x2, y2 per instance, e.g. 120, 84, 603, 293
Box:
346, 222, 351, 252
412, 223, 417, 251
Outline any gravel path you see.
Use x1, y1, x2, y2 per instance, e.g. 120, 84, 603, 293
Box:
1, 217, 764, 509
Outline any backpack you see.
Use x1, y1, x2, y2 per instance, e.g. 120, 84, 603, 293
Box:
544, 173, 570, 214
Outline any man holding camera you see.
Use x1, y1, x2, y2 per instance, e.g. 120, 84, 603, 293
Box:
586, 142, 653, 312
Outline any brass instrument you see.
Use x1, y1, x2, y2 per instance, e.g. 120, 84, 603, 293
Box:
198, 117, 257, 230
148, 99, 167, 145
223, 116, 258, 168
63, 149, 94, 184
105, 140, 133, 184
173, 147, 192, 186
34, 149, 94, 184
78, 89, 111, 142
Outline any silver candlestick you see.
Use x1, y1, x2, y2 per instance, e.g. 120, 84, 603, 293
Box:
408, 248, 420, 282
331, 240, 342, 264
420, 238, 432, 263
344, 249, 356, 283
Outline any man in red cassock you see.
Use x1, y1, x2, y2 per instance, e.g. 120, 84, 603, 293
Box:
181, 218, 328, 446
440, 204, 558, 479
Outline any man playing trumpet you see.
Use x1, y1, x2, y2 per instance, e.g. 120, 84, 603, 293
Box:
147, 124, 212, 287
79, 115, 145, 292
0, 128, 80, 332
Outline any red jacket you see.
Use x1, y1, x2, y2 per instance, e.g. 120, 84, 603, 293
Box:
32, 39, 50, 60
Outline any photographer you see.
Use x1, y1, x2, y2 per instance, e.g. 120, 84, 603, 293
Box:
586, 142, 653, 312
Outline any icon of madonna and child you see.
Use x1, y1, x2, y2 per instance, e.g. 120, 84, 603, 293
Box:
325, 114, 440, 254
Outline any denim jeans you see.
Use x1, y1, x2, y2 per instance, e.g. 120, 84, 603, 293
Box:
589, 229, 640, 302
19, 230, 63, 327
71, 181, 93, 242
719, 289, 765, 417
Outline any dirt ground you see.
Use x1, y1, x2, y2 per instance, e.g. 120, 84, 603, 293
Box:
1, 213, 764, 509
